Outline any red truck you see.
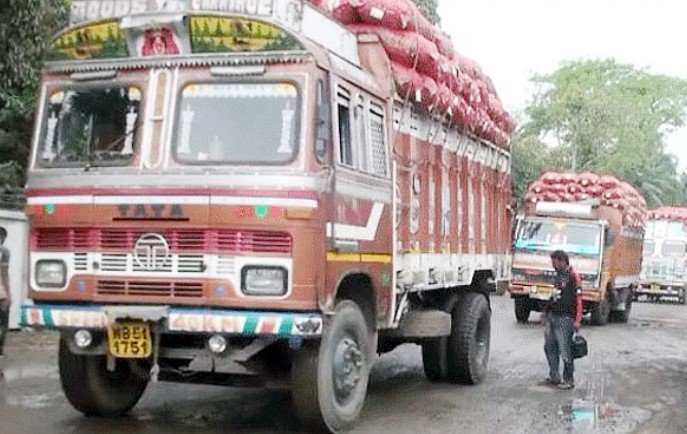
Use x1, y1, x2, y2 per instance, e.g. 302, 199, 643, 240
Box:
21, 0, 513, 430
510, 172, 646, 325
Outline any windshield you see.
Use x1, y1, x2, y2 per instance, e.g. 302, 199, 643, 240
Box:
38, 86, 141, 167
666, 222, 687, 239
643, 240, 655, 255
174, 83, 299, 164
661, 241, 686, 257
515, 219, 602, 255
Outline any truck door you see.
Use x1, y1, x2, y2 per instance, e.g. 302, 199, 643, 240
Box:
326, 79, 393, 323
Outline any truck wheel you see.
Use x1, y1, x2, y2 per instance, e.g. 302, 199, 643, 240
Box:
610, 296, 632, 323
58, 335, 148, 417
446, 292, 491, 385
422, 336, 448, 381
590, 298, 610, 326
291, 300, 374, 432
514, 298, 531, 323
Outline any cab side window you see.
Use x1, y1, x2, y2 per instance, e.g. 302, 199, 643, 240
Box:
336, 85, 389, 178
337, 88, 354, 167
369, 103, 388, 177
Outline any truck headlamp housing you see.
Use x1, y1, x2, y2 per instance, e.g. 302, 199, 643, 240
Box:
35, 260, 67, 288
241, 266, 288, 296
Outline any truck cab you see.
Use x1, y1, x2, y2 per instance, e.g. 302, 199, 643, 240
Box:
636, 219, 687, 303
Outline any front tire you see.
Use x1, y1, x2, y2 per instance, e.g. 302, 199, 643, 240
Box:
514, 297, 531, 323
446, 292, 491, 384
610, 290, 633, 323
291, 301, 374, 432
58, 335, 148, 417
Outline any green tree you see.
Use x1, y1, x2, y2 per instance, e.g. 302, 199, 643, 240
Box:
412, 0, 440, 24
510, 130, 553, 204
0, 0, 69, 195
519, 59, 687, 206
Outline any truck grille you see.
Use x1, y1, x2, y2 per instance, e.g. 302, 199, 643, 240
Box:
33, 228, 292, 254
97, 280, 204, 298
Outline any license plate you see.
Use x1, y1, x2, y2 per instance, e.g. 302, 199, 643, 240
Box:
530, 286, 552, 300
107, 322, 152, 359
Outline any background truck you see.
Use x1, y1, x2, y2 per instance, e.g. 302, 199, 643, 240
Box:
20, 0, 513, 431
509, 172, 646, 325
636, 207, 687, 304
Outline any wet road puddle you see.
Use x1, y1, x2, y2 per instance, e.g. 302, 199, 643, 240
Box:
559, 399, 651, 433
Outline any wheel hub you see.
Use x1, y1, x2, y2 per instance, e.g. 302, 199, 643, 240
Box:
333, 336, 364, 403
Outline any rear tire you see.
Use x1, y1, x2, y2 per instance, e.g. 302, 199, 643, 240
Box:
291, 301, 374, 432
446, 292, 491, 384
58, 335, 148, 417
514, 298, 531, 323
590, 298, 610, 326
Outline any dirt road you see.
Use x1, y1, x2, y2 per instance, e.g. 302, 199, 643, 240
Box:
1, 296, 685, 433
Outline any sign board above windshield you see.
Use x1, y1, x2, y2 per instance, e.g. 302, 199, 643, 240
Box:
70, 0, 304, 31
535, 201, 596, 219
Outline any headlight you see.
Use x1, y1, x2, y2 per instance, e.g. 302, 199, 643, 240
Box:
35, 260, 67, 288
241, 266, 288, 296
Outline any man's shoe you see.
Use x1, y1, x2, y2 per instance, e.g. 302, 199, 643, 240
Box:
538, 377, 560, 386
557, 382, 574, 390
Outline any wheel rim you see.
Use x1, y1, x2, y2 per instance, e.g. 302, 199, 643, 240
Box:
332, 333, 364, 407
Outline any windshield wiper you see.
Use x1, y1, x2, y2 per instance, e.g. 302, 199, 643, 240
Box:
515, 241, 548, 250
84, 122, 140, 171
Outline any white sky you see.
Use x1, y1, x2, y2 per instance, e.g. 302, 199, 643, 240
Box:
438, 0, 687, 172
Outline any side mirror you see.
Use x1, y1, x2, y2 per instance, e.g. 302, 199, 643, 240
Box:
603, 228, 613, 247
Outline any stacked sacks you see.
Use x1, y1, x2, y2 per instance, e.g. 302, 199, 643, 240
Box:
648, 206, 687, 223
306, 0, 515, 149
524, 171, 647, 229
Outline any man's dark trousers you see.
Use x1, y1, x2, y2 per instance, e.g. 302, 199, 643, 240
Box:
544, 313, 575, 383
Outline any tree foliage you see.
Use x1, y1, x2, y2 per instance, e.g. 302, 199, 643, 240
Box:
511, 131, 552, 205
0, 0, 69, 191
412, 0, 440, 24
513, 59, 687, 207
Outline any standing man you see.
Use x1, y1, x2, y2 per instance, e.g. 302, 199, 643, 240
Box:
0, 227, 10, 361
542, 250, 582, 390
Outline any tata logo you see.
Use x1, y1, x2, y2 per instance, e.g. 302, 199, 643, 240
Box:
133, 233, 170, 271
117, 204, 187, 220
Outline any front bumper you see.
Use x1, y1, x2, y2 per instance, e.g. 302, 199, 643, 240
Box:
21, 304, 323, 338
636, 283, 685, 297
509, 284, 603, 302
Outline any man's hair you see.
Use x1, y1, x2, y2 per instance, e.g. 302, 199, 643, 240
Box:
0, 227, 6, 242
550, 250, 569, 265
